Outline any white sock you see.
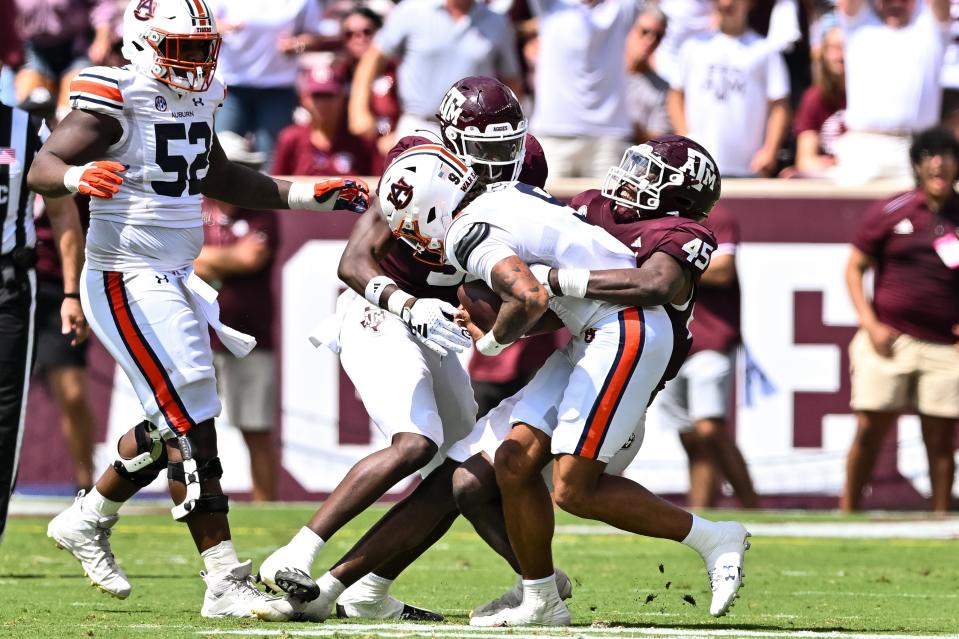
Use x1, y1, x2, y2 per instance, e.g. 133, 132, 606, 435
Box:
353, 573, 393, 600
289, 526, 325, 566
681, 513, 720, 557
317, 571, 347, 600
522, 574, 560, 605
201, 540, 240, 575
82, 487, 123, 517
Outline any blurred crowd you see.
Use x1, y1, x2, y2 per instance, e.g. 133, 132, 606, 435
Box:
3, 0, 959, 182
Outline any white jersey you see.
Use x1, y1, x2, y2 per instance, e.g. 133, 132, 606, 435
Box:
68, 65, 227, 270
445, 182, 635, 335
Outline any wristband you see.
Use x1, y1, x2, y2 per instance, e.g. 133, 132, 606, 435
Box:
287, 181, 318, 210
386, 289, 415, 317
63, 165, 85, 193
364, 276, 396, 307
63, 292, 81, 300
556, 268, 590, 299
476, 332, 513, 356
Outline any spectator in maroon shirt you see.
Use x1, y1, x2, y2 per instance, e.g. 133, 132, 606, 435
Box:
655, 204, 759, 509
195, 132, 281, 502
785, 26, 847, 177
272, 61, 376, 178
843, 126, 959, 513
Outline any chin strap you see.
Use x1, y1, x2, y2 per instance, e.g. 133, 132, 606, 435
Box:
171, 435, 201, 521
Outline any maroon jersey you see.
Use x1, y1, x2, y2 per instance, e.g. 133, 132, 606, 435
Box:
377, 133, 549, 304
202, 205, 280, 351
572, 189, 717, 383
688, 204, 741, 355
853, 190, 959, 344
272, 124, 376, 177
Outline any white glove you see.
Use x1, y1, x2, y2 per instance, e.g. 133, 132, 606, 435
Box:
529, 264, 555, 297
401, 298, 473, 356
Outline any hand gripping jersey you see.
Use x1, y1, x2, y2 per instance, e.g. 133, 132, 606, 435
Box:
377, 134, 549, 305
69, 65, 227, 228
445, 182, 636, 335
571, 189, 717, 382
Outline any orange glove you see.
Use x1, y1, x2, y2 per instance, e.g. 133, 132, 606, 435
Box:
64, 161, 126, 198
288, 177, 371, 213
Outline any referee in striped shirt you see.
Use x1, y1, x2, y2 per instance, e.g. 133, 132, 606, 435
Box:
0, 102, 87, 542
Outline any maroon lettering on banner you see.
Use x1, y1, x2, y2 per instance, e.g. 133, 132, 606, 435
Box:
792, 291, 858, 448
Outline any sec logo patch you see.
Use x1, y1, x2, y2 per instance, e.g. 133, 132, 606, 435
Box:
155, 96, 168, 112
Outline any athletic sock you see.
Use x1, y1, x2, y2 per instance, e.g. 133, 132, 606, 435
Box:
317, 571, 347, 601
522, 573, 561, 605
82, 487, 123, 517
352, 573, 393, 601
289, 526, 325, 566
201, 540, 240, 575
681, 513, 720, 557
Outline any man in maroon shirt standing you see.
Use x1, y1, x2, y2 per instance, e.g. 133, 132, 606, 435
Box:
194, 135, 280, 503
655, 204, 759, 509
843, 126, 959, 513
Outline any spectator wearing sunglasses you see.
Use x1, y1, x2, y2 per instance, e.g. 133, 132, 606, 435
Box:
625, 5, 672, 142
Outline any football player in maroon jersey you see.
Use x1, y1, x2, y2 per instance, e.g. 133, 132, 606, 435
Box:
255, 76, 548, 621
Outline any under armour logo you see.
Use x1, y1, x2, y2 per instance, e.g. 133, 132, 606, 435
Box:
155, 274, 169, 284
193, 97, 204, 107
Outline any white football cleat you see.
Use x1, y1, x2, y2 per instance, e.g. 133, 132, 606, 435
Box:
47, 491, 132, 599
252, 588, 338, 622
469, 597, 571, 627
471, 568, 573, 618
201, 560, 289, 619
257, 547, 318, 600
335, 591, 444, 621
701, 521, 751, 617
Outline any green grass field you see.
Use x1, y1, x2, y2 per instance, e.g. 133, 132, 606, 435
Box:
1, 503, 957, 639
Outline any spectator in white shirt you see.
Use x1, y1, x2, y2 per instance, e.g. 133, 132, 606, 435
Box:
625, 5, 672, 142
528, 0, 639, 178
207, 0, 324, 160
348, 0, 523, 141
830, 0, 950, 183
668, 0, 791, 177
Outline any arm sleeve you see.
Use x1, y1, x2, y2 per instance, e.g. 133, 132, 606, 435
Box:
68, 67, 125, 115
851, 201, 890, 257
374, 1, 412, 58
446, 220, 517, 285
765, 49, 791, 101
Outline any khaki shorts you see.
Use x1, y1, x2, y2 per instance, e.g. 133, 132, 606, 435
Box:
213, 350, 276, 432
849, 329, 959, 418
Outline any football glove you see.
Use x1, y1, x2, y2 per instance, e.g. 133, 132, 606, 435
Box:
401, 298, 472, 357
63, 161, 126, 198
288, 178, 371, 213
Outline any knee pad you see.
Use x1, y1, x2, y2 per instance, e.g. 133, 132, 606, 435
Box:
168, 454, 229, 519
113, 421, 168, 488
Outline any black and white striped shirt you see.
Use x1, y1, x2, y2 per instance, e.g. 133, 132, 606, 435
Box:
0, 104, 42, 257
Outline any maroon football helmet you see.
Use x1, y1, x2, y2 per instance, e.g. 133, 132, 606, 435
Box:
436, 76, 527, 183
602, 135, 721, 221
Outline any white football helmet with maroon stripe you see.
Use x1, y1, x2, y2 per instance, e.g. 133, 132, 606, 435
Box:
121, 0, 221, 93
379, 144, 478, 266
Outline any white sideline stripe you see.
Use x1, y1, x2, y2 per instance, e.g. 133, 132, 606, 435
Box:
556, 520, 959, 540
194, 624, 954, 639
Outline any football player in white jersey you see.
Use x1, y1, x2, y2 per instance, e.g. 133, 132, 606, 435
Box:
374, 144, 751, 627
26, 0, 369, 619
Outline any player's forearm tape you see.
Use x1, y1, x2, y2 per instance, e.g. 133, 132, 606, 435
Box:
364, 276, 397, 307
387, 289, 415, 317
63, 165, 86, 193
476, 332, 513, 356
287, 181, 323, 211
556, 269, 590, 298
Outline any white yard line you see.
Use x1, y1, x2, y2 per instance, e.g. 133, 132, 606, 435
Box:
556, 520, 959, 540
191, 623, 957, 639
